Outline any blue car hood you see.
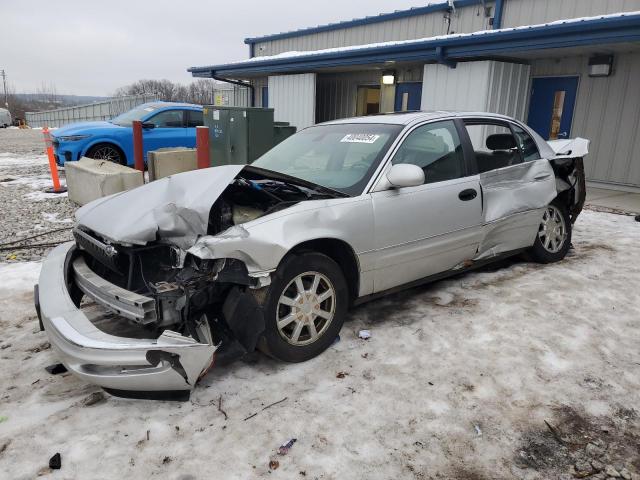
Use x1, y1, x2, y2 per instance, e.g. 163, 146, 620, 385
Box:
52, 121, 123, 137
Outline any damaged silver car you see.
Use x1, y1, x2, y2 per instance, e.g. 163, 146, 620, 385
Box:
35, 112, 588, 399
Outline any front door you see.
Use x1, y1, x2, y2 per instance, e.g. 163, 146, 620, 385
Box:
142, 109, 187, 160
394, 82, 423, 112
371, 119, 483, 293
527, 76, 579, 140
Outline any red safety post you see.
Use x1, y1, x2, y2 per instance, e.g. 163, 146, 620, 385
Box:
132, 120, 144, 175
196, 126, 210, 169
42, 126, 66, 193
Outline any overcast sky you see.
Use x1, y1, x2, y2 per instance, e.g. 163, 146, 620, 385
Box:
1, 0, 431, 96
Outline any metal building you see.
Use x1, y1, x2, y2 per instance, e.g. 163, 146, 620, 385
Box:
190, 0, 640, 190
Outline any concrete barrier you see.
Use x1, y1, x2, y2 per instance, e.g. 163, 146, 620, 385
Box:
148, 148, 197, 182
65, 158, 143, 205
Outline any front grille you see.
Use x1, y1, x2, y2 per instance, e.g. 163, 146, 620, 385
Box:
73, 227, 126, 274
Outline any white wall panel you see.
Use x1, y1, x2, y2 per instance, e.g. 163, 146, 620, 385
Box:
268, 73, 316, 129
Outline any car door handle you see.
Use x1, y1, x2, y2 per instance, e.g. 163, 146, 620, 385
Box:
458, 188, 477, 201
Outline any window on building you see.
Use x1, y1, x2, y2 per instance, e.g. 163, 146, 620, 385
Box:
147, 110, 185, 128
392, 120, 465, 183
464, 122, 522, 173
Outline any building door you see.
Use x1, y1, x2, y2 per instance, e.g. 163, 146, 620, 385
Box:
261, 87, 269, 107
394, 82, 423, 111
356, 86, 380, 116
527, 76, 579, 140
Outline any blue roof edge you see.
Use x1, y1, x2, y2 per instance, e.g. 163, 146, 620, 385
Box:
243, 0, 488, 45
189, 13, 640, 77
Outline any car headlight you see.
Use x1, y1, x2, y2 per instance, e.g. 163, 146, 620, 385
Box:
58, 135, 91, 142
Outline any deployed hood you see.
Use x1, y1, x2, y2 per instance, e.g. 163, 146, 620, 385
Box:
76, 165, 245, 248
52, 121, 121, 137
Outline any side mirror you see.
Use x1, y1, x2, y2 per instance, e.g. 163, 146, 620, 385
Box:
386, 163, 425, 188
141, 122, 156, 129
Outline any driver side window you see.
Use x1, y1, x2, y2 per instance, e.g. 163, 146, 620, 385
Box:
392, 120, 465, 184
146, 109, 185, 128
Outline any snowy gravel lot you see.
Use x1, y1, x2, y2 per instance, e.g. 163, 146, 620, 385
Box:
0, 129, 639, 479
0, 129, 74, 263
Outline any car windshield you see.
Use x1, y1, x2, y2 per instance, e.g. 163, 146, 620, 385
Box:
253, 123, 402, 196
111, 105, 160, 126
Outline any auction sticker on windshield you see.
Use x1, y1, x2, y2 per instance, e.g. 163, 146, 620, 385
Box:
340, 134, 380, 144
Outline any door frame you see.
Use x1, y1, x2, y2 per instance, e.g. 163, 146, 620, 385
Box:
525, 75, 581, 140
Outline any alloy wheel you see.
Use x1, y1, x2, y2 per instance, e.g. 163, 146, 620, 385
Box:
91, 145, 121, 163
538, 205, 567, 253
276, 271, 336, 346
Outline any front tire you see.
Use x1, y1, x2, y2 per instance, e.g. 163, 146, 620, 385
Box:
86, 143, 126, 165
258, 252, 348, 363
528, 199, 572, 263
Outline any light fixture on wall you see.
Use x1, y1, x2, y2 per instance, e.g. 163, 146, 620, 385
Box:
382, 70, 396, 85
588, 55, 614, 77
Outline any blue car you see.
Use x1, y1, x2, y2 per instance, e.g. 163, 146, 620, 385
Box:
51, 102, 203, 166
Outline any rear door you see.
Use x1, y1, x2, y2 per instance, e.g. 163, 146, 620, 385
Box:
142, 109, 187, 159
370, 119, 483, 292
461, 119, 557, 259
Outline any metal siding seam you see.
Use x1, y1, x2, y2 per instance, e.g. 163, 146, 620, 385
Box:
606, 54, 630, 182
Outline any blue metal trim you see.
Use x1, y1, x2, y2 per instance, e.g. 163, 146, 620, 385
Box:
243, 0, 487, 45
493, 0, 505, 29
189, 14, 640, 77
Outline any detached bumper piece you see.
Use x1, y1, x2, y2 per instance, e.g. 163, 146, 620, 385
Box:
37, 243, 216, 398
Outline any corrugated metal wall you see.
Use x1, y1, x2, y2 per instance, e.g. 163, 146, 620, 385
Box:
486, 62, 531, 121
531, 53, 640, 188
253, 4, 492, 57
421, 61, 529, 117
502, 0, 640, 28
421, 61, 530, 147
268, 73, 316, 129
26, 94, 159, 128
421, 62, 492, 112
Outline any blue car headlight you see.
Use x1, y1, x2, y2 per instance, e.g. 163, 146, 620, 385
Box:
58, 135, 91, 142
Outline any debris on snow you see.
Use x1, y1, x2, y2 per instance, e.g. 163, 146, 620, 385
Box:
48, 453, 61, 470
44, 363, 67, 375
358, 329, 371, 340
277, 438, 297, 456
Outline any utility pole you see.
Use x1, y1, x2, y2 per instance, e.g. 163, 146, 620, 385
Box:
0, 69, 8, 109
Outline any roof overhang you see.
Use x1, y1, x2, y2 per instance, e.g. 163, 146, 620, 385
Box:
189, 12, 640, 79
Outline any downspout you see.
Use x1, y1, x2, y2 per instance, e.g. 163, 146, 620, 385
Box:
211, 75, 255, 107
493, 0, 505, 29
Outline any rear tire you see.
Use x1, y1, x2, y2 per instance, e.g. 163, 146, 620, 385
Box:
258, 252, 348, 363
86, 143, 126, 165
528, 198, 572, 263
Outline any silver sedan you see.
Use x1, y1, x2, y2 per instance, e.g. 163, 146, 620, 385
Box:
35, 112, 588, 398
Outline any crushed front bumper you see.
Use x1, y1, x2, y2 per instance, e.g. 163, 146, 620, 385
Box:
36, 242, 216, 396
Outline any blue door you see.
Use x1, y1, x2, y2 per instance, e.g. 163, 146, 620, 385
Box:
527, 76, 579, 140
262, 87, 269, 107
394, 82, 422, 112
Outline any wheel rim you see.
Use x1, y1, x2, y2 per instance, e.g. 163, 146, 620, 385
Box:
276, 271, 336, 346
91, 146, 121, 163
538, 205, 567, 253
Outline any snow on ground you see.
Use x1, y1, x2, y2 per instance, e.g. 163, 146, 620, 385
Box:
0, 210, 638, 479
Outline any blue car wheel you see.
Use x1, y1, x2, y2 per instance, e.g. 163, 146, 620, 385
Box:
86, 143, 125, 165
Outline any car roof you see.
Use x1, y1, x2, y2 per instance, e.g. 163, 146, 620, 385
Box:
321, 111, 517, 126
